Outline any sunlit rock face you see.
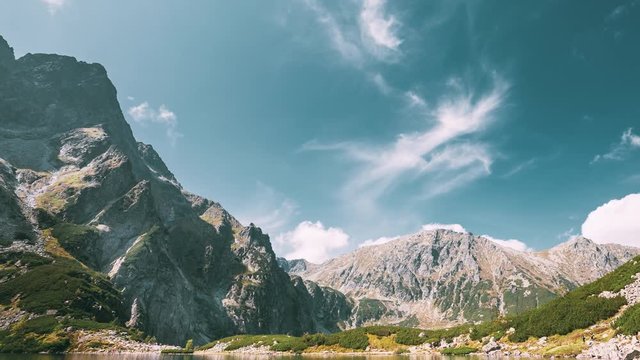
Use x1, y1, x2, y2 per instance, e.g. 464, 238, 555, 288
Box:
292, 229, 640, 328
0, 35, 350, 345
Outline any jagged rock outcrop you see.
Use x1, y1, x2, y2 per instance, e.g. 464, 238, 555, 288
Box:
277, 257, 317, 274
292, 229, 640, 328
0, 35, 349, 345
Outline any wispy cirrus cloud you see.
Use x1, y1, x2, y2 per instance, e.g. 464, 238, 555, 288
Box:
359, 0, 402, 61
304, 0, 402, 66
592, 128, 640, 163
236, 182, 299, 236
127, 102, 183, 146
41, 0, 66, 14
304, 76, 508, 212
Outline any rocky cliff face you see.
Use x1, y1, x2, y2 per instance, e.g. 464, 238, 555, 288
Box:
0, 36, 349, 345
293, 229, 640, 328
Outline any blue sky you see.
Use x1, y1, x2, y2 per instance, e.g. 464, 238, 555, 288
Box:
1, 0, 639, 261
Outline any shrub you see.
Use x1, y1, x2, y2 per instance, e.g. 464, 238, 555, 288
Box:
508, 295, 625, 342
395, 328, 426, 345
615, 303, 640, 335
469, 319, 509, 341
440, 346, 478, 355
185, 339, 194, 351
0, 254, 123, 322
270, 337, 308, 352
302, 333, 330, 346
337, 330, 369, 350
362, 325, 397, 337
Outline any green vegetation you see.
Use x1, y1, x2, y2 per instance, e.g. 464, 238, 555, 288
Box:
197, 256, 640, 355
161, 349, 195, 354
507, 256, 640, 342
440, 346, 478, 355
0, 252, 123, 321
198, 326, 475, 354
162, 339, 195, 354
335, 330, 368, 349
51, 223, 100, 269
614, 303, 640, 335
0, 316, 132, 353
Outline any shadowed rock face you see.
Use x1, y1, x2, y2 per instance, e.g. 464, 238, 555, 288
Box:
0, 35, 350, 345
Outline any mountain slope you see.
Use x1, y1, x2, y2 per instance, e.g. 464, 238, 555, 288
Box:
294, 229, 639, 328
0, 35, 348, 346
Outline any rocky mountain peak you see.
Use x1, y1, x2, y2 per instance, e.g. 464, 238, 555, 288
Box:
0, 35, 14, 67
0, 36, 351, 345
292, 229, 640, 328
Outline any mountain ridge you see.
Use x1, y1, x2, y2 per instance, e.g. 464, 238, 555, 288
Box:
283, 229, 639, 328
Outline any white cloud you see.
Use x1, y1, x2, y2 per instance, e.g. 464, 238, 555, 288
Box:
557, 227, 578, 241
276, 221, 350, 263
41, 0, 65, 14
503, 158, 537, 178
304, 0, 364, 66
592, 128, 640, 163
359, 235, 399, 247
582, 193, 640, 248
236, 182, 299, 235
359, 0, 402, 60
304, 0, 401, 65
369, 72, 393, 95
481, 234, 532, 252
421, 223, 467, 233
305, 77, 507, 211
405, 91, 427, 108
127, 102, 183, 146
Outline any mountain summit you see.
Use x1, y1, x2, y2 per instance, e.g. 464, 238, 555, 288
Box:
0, 35, 349, 345
288, 229, 639, 327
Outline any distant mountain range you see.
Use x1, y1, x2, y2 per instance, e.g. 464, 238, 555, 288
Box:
280, 230, 639, 328
0, 34, 637, 349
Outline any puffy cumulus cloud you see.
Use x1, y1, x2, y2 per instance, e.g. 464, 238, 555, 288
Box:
592, 128, 640, 163
276, 221, 350, 263
582, 193, 640, 248
421, 223, 467, 233
127, 102, 183, 146
481, 235, 532, 252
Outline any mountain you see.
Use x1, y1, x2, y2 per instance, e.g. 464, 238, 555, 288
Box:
291, 229, 640, 328
0, 35, 349, 346
277, 257, 317, 274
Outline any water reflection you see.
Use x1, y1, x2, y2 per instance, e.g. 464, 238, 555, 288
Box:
0, 354, 567, 360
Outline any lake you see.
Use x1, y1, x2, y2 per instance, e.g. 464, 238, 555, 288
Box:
0, 354, 566, 360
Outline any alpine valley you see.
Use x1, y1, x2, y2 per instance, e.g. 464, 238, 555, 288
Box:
1, 35, 640, 358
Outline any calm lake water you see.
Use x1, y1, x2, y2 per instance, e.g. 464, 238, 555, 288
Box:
0, 354, 571, 360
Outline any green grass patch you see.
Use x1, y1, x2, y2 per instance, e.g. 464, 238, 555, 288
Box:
440, 346, 478, 355
51, 223, 100, 269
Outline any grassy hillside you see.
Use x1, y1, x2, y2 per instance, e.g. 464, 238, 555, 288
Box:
0, 230, 132, 353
